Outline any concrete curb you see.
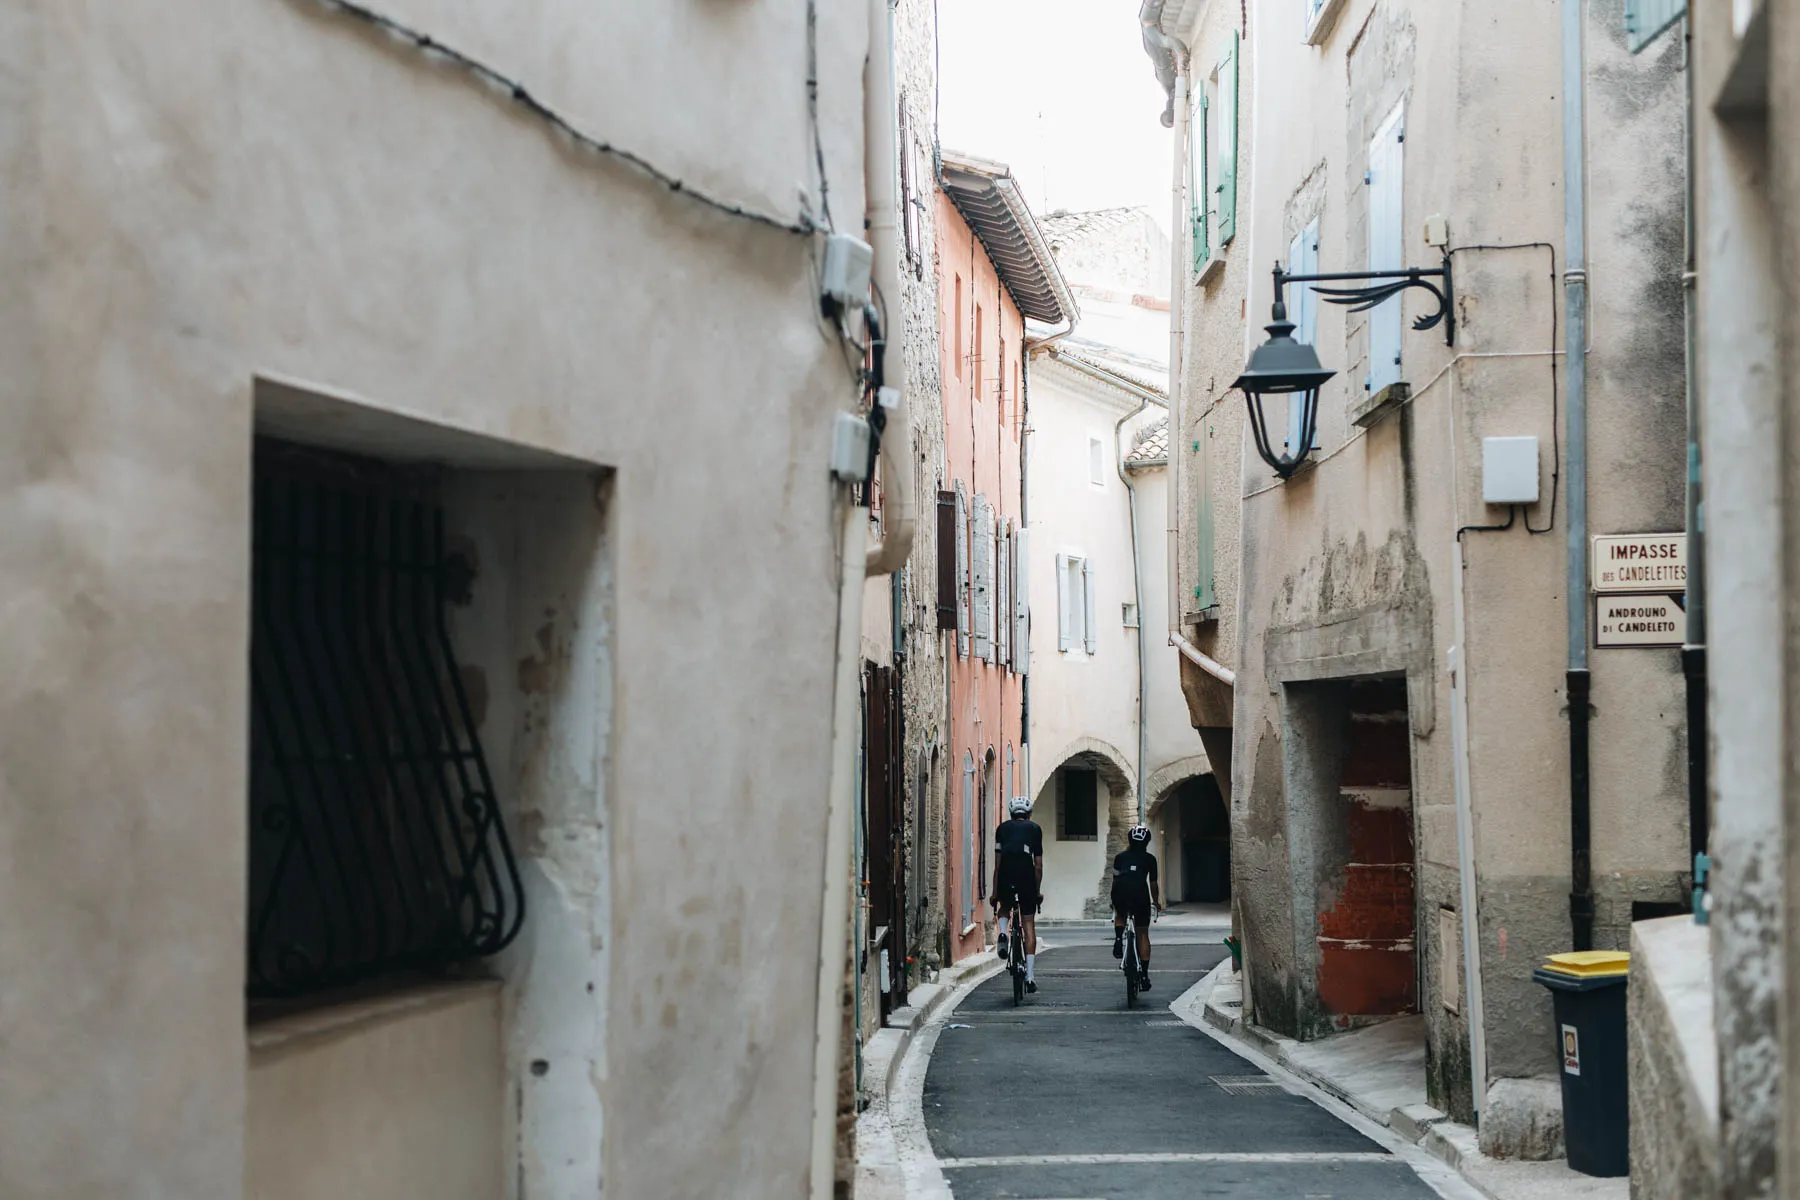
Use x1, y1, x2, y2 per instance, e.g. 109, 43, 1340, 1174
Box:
863, 950, 1003, 1103
1180, 962, 1621, 1200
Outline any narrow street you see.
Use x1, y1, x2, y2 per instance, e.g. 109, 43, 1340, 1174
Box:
917, 925, 1466, 1200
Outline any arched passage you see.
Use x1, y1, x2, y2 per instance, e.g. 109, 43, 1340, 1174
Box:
1031, 737, 1134, 920
1148, 771, 1231, 906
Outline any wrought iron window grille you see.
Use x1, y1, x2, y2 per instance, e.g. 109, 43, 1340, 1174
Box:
248, 443, 525, 998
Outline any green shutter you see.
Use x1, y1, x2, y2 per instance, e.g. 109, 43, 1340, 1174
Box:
1216, 31, 1239, 245
1195, 418, 1216, 610
1625, 0, 1685, 53
1191, 92, 1210, 273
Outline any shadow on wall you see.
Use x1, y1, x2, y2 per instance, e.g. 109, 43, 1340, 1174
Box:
1152, 775, 1230, 905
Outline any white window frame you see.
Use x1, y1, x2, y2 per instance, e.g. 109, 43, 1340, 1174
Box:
1056, 551, 1095, 657
1305, 0, 1349, 44
1088, 435, 1108, 490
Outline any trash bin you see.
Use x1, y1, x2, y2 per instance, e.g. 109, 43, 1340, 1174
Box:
1532, 950, 1630, 1177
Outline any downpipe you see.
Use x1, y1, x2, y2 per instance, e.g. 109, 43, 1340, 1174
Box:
1562, 0, 1595, 953
1680, 16, 1708, 871
1115, 394, 1155, 822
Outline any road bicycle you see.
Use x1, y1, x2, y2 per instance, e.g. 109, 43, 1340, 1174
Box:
1003, 894, 1027, 1006
1121, 905, 1158, 1007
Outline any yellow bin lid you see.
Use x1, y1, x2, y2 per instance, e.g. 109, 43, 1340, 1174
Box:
1540, 951, 1630, 979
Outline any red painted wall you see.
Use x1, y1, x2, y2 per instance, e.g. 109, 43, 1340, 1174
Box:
937, 191, 1026, 963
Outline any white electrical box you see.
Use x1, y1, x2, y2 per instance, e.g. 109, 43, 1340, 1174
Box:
1481, 436, 1540, 504
821, 234, 874, 315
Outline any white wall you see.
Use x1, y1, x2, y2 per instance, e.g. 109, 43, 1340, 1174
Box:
0, 2, 872, 1194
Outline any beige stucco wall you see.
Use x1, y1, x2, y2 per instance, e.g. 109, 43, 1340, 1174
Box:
1220, 0, 1688, 1122
247, 984, 504, 1200
0, 1, 872, 1195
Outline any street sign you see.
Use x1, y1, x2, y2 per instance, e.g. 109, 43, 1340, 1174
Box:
1595, 593, 1686, 648
1592, 533, 1686, 593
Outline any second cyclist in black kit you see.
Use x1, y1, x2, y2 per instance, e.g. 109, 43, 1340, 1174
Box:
992, 796, 1044, 992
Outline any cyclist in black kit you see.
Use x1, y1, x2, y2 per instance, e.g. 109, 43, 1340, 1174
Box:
992, 795, 1044, 992
1111, 824, 1162, 990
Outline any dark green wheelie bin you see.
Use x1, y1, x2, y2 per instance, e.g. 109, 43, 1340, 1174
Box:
1532, 950, 1630, 1177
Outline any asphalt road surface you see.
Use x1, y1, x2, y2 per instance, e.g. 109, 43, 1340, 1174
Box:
921, 928, 1454, 1200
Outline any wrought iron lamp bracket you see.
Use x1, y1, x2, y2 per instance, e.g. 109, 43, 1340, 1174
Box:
1272, 254, 1456, 347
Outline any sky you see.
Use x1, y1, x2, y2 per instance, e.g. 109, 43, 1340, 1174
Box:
937, 0, 1174, 233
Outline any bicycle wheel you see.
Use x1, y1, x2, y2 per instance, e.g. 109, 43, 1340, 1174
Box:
1010, 923, 1025, 1006
1123, 929, 1139, 1007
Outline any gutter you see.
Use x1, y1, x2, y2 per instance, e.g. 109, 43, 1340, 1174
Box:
1116, 397, 1155, 823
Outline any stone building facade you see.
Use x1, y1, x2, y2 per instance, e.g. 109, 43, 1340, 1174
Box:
0, 2, 896, 1197
1141, 0, 1692, 1146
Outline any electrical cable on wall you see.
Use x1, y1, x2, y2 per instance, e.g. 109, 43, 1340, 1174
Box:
1447, 242, 1561, 534
293, 0, 823, 237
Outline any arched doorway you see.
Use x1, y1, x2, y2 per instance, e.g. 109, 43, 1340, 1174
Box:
1149, 773, 1229, 906
1031, 739, 1135, 920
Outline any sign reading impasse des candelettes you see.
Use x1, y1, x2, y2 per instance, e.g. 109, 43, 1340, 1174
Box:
1591, 533, 1686, 593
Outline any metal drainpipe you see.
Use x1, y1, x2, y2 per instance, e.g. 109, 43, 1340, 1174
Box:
1680, 18, 1708, 872
1562, 0, 1595, 952
1115, 394, 1155, 823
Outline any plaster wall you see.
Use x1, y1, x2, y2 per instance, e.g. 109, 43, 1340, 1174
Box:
936, 191, 1025, 960
247, 983, 504, 1200
1688, 3, 1790, 1195
1226, 0, 1688, 1125
0, 1, 871, 1195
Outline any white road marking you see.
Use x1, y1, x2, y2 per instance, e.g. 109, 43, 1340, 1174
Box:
940, 1152, 1396, 1168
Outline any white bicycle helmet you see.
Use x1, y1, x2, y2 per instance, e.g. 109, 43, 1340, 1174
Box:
1128, 824, 1152, 844
1008, 796, 1033, 817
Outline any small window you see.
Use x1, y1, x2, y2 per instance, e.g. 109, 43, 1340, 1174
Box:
1122, 601, 1140, 629
1058, 769, 1099, 841
1089, 437, 1107, 488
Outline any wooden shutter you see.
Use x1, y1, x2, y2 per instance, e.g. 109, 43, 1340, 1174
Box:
1056, 553, 1073, 652
996, 521, 1011, 669
1369, 103, 1405, 395
1191, 91, 1210, 273
955, 482, 969, 658
1082, 557, 1097, 654
1014, 527, 1031, 674
960, 753, 975, 925
1216, 31, 1239, 245
972, 494, 993, 662
936, 489, 957, 630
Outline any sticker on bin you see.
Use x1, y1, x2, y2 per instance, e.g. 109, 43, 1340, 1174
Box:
1561, 1024, 1581, 1076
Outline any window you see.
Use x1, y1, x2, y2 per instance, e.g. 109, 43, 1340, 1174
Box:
1368, 102, 1406, 396
972, 493, 994, 662
248, 443, 525, 998
1305, 0, 1348, 44
955, 480, 970, 657
1286, 217, 1321, 454
935, 489, 958, 630
954, 274, 964, 378
1012, 526, 1031, 674
1058, 769, 1099, 841
1055, 553, 1097, 654
1190, 86, 1210, 274
1213, 31, 1240, 246
1089, 436, 1107, 488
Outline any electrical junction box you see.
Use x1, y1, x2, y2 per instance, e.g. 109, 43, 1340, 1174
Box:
821, 233, 873, 315
1482, 436, 1540, 504
830, 412, 872, 483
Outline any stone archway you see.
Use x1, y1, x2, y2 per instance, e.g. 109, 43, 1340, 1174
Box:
1033, 737, 1136, 919
1145, 754, 1213, 822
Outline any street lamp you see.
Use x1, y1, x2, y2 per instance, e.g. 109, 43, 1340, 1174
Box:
1235, 257, 1455, 478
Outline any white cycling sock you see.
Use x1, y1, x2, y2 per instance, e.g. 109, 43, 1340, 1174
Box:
1025, 954, 1036, 982
996, 916, 1009, 940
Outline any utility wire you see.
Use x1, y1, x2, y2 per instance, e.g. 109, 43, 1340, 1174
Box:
295, 0, 822, 238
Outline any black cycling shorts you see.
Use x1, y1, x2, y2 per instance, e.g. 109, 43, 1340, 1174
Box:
993, 859, 1040, 913
1112, 888, 1152, 926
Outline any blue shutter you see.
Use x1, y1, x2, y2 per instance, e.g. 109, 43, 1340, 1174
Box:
1287, 218, 1321, 452
1082, 558, 1097, 654
955, 482, 969, 658
972, 493, 993, 662
1368, 104, 1405, 395
1625, 0, 1685, 52
1216, 32, 1240, 245
1196, 420, 1216, 611
1191, 92, 1211, 272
